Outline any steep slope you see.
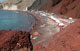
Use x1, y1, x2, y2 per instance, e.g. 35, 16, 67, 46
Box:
29, 0, 80, 18
0, 30, 33, 51
28, 0, 53, 10
0, 0, 35, 10
47, 0, 80, 18
34, 19, 80, 51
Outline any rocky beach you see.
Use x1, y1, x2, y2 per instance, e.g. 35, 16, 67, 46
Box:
0, 0, 80, 51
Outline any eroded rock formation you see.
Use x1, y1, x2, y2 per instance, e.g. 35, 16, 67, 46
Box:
29, 0, 80, 18
0, 30, 33, 51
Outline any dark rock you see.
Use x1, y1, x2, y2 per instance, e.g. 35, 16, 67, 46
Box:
0, 30, 33, 51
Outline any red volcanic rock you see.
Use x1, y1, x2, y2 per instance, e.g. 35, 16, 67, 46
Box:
0, 30, 33, 51
46, 0, 80, 18
29, 0, 80, 18
33, 44, 46, 51
34, 20, 80, 51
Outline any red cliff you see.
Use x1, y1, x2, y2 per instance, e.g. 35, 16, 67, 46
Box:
34, 19, 80, 51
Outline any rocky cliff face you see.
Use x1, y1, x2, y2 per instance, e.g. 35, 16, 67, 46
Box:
29, 0, 80, 18
47, 0, 80, 18
28, 0, 53, 10
0, 0, 80, 18
0, 0, 35, 10
0, 30, 33, 51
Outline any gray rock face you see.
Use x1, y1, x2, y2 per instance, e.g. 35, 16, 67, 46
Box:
0, 0, 35, 10
28, 0, 51, 10
28, 0, 59, 10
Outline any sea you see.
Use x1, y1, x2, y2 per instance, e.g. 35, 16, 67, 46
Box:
0, 10, 35, 31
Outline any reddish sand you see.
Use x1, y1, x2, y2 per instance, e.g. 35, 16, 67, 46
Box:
34, 19, 80, 51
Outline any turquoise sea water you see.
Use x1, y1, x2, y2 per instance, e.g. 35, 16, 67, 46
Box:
0, 10, 35, 31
